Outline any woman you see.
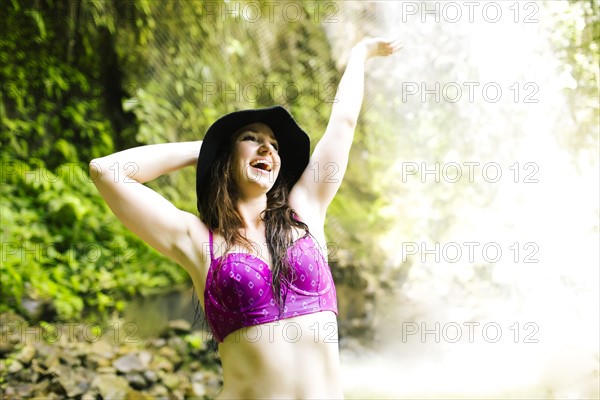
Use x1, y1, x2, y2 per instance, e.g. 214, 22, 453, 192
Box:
90, 37, 402, 399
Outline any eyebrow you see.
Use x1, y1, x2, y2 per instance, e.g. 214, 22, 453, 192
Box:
239, 128, 278, 143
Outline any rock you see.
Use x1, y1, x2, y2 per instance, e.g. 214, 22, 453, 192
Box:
190, 371, 205, 383
21, 298, 47, 322
57, 373, 90, 398
171, 389, 185, 400
13, 366, 37, 383
96, 366, 117, 374
15, 344, 36, 364
33, 342, 55, 356
47, 377, 68, 396
113, 353, 145, 373
189, 382, 206, 397
8, 360, 24, 374
0, 312, 27, 349
158, 346, 181, 365
89, 340, 115, 359
81, 391, 98, 400
80, 385, 101, 400
14, 383, 35, 397
56, 330, 78, 348
97, 356, 111, 368
116, 343, 138, 356
188, 361, 201, 371
167, 336, 187, 356
33, 378, 50, 396
138, 350, 152, 368
47, 364, 89, 397
59, 351, 81, 366
0, 339, 13, 355
157, 346, 176, 359
143, 369, 158, 385
38, 392, 62, 400
161, 372, 190, 399
149, 355, 174, 372
31, 358, 49, 375
32, 371, 43, 383
47, 362, 67, 377
84, 353, 111, 369
39, 349, 63, 374
91, 374, 130, 400
168, 319, 192, 333
125, 389, 155, 400
125, 372, 148, 390
160, 372, 181, 390
149, 384, 169, 399
41, 353, 60, 371
0, 311, 26, 324
150, 338, 166, 348
71, 343, 94, 364
2, 386, 16, 398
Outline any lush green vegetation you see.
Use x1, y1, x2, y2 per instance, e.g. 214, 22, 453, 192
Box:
1, 0, 182, 320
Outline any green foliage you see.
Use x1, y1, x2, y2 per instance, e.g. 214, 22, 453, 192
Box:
0, 154, 187, 320
1, 0, 185, 321
1, 0, 126, 167
549, 0, 599, 162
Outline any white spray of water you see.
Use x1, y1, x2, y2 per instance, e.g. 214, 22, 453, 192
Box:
325, 2, 599, 398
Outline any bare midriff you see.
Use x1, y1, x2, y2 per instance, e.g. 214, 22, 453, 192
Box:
215, 311, 343, 399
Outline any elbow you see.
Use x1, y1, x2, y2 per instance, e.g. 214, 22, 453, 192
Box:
334, 114, 358, 130
88, 159, 105, 185
345, 116, 358, 130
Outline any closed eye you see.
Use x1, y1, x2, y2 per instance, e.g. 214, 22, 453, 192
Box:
242, 134, 256, 142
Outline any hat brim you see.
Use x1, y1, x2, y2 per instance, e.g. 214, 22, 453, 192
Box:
196, 106, 310, 201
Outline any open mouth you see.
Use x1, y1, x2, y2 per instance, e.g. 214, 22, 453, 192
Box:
250, 160, 272, 172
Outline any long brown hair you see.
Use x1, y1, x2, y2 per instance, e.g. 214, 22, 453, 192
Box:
197, 140, 308, 308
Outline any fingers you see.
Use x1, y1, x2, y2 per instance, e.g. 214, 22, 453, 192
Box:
377, 37, 403, 55
377, 38, 402, 56
388, 37, 404, 52
359, 36, 403, 58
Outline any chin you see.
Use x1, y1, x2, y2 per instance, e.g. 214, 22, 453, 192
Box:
246, 175, 277, 193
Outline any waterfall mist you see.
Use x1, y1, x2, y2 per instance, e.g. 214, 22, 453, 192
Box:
324, 2, 599, 398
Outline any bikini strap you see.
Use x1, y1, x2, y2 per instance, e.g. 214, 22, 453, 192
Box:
208, 229, 215, 261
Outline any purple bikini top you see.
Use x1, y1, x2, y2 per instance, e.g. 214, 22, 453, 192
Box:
204, 230, 338, 342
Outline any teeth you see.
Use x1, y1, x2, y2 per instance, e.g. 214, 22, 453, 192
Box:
250, 160, 272, 171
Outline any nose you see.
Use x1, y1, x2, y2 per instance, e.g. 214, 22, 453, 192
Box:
258, 141, 276, 154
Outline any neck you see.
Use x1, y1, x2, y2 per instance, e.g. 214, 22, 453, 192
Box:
236, 195, 268, 231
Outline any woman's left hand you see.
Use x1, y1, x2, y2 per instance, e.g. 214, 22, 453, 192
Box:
354, 37, 403, 59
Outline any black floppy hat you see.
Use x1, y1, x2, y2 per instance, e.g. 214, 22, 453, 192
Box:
196, 105, 310, 203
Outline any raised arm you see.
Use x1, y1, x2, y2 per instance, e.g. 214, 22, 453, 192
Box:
291, 37, 403, 222
89, 141, 205, 271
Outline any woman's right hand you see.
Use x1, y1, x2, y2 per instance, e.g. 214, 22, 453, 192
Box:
353, 37, 404, 60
